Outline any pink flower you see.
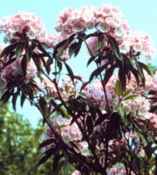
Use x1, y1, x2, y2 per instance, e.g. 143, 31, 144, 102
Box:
122, 96, 151, 117
147, 113, 157, 129
71, 170, 81, 175
45, 116, 82, 143
56, 5, 155, 58
146, 71, 157, 91
39, 34, 63, 48
108, 167, 127, 175
1, 59, 23, 82
61, 122, 82, 142
0, 12, 46, 41
121, 31, 156, 57
1, 58, 37, 87
56, 7, 96, 35
86, 36, 99, 56
82, 80, 114, 108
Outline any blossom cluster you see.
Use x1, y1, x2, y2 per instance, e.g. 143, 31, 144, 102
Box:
0, 12, 63, 48
82, 72, 157, 126
0, 58, 37, 89
45, 115, 89, 156
82, 80, 114, 108
56, 5, 127, 37
56, 5, 155, 57
121, 95, 150, 117
0, 12, 46, 41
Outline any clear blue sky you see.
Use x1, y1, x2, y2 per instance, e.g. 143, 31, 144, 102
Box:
1, 0, 157, 127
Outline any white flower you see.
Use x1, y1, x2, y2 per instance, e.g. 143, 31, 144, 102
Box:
122, 96, 150, 117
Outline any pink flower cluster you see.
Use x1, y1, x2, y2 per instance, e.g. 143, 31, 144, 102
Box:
82, 80, 113, 108
82, 72, 157, 121
108, 168, 126, 175
107, 166, 127, 175
56, 6, 96, 35
144, 112, 157, 130
61, 121, 82, 143
0, 59, 37, 87
146, 71, 157, 91
122, 96, 151, 116
121, 31, 155, 57
39, 33, 63, 48
56, 5, 128, 38
56, 5, 155, 57
71, 170, 81, 175
0, 12, 46, 41
47, 116, 82, 143
45, 115, 91, 156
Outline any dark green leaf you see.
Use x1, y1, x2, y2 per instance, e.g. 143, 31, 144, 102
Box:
87, 56, 96, 66
37, 152, 52, 166
39, 138, 55, 148
64, 63, 75, 83
12, 93, 18, 111
69, 40, 82, 57
89, 65, 106, 82
114, 80, 123, 96
0, 43, 18, 58
103, 66, 115, 85
39, 97, 47, 115
1, 90, 11, 103
21, 55, 27, 76
139, 62, 152, 76
20, 92, 26, 107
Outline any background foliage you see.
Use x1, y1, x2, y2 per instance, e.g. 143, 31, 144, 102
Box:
0, 102, 57, 175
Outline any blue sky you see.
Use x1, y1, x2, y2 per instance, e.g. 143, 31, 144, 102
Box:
1, 0, 157, 127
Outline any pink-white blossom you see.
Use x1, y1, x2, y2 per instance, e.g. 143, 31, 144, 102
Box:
39, 33, 63, 48
0, 59, 37, 87
121, 31, 156, 57
82, 80, 114, 108
56, 7, 96, 36
146, 71, 157, 91
61, 122, 82, 143
107, 166, 127, 175
146, 113, 157, 128
0, 12, 46, 41
122, 96, 151, 117
56, 5, 155, 58
71, 170, 81, 175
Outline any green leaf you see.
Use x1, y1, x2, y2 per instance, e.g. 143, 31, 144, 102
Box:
114, 80, 123, 96
103, 66, 115, 85
89, 65, 106, 82
107, 34, 122, 61
1, 90, 11, 103
39, 138, 55, 148
87, 56, 96, 66
12, 93, 18, 111
39, 97, 47, 116
21, 55, 28, 76
0, 43, 18, 58
117, 105, 125, 118
69, 40, 82, 57
139, 62, 152, 76
65, 63, 74, 77
123, 95, 137, 101
20, 92, 26, 107
37, 152, 52, 167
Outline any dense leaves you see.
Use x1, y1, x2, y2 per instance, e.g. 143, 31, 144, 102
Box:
0, 103, 54, 175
